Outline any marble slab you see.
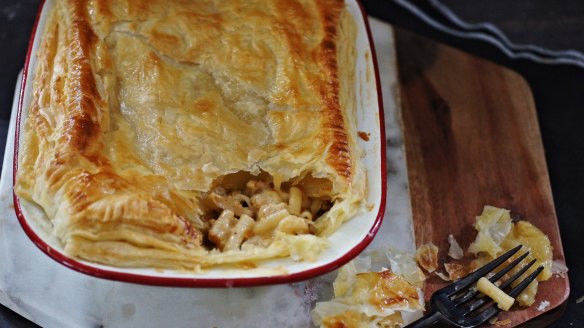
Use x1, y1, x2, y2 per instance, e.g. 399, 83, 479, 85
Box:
0, 18, 416, 328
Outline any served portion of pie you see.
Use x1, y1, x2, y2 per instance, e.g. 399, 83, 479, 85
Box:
15, 0, 366, 270
468, 206, 553, 306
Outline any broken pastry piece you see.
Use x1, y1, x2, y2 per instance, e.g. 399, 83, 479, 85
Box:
415, 243, 439, 273
312, 255, 424, 328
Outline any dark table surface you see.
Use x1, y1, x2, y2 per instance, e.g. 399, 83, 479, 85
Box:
1, 1, 583, 327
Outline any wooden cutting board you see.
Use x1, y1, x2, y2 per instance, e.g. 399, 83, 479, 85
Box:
394, 29, 569, 326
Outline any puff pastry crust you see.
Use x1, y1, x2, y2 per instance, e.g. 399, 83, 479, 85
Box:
16, 0, 365, 270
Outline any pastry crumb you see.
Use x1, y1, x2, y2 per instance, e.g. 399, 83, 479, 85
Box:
447, 234, 463, 260
435, 271, 450, 281
495, 319, 512, 326
444, 262, 468, 281
415, 243, 439, 273
551, 260, 568, 278
357, 131, 370, 141
536, 300, 550, 311
489, 317, 512, 326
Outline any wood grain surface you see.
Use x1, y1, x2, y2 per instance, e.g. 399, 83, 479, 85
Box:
395, 29, 569, 327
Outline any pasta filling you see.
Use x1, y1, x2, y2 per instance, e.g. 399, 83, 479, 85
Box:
200, 172, 334, 252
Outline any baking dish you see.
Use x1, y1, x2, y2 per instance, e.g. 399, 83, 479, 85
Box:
13, 0, 386, 287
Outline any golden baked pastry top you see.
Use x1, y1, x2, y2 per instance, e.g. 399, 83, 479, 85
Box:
16, 0, 365, 270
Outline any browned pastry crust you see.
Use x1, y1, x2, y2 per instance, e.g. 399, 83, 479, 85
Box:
15, 0, 364, 269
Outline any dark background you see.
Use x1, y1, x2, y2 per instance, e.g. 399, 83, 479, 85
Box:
1, 0, 583, 326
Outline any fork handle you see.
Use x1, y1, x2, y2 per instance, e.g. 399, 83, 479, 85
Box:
404, 310, 443, 328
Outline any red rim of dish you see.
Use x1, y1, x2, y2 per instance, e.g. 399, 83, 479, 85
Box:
12, 0, 387, 288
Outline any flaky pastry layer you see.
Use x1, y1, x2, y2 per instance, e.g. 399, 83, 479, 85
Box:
16, 0, 365, 270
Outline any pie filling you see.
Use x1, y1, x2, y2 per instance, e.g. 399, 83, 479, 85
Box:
200, 172, 334, 252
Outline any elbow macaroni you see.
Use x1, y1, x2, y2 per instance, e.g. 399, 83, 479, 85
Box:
477, 277, 515, 311
207, 181, 330, 251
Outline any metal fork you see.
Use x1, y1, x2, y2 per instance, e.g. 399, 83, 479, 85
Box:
405, 245, 544, 328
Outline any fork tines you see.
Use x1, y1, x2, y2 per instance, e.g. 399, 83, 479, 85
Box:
442, 245, 524, 296
443, 245, 544, 326
408, 245, 547, 328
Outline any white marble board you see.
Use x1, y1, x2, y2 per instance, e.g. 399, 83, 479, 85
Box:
0, 18, 416, 328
